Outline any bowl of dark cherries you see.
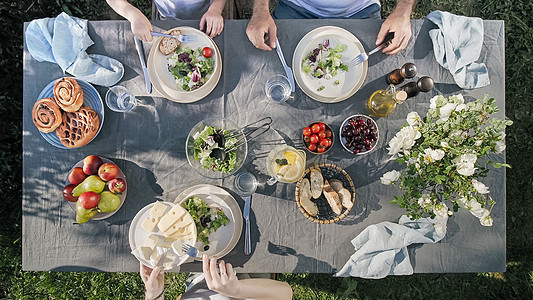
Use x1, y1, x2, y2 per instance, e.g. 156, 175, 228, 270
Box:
339, 115, 379, 155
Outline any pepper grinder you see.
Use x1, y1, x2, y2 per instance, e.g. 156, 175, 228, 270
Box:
386, 63, 418, 85
400, 76, 434, 98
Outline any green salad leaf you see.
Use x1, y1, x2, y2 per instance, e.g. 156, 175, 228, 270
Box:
184, 196, 230, 245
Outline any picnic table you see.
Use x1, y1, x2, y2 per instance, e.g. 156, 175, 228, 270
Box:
22, 19, 506, 273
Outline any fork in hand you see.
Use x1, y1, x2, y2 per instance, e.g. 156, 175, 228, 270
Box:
349, 32, 395, 68
151, 31, 197, 43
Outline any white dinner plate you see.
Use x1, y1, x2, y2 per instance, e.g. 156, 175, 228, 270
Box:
36, 77, 104, 148
292, 26, 368, 103
66, 157, 126, 221
147, 26, 222, 103
129, 201, 197, 271
174, 184, 242, 260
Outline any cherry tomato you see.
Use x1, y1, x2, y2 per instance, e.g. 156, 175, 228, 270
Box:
317, 145, 326, 153
311, 124, 321, 134
309, 134, 319, 144
202, 47, 213, 58
318, 130, 326, 139
303, 127, 312, 136
319, 139, 329, 148
303, 136, 310, 143
318, 123, 326, 132
308, 143, 317, 152
325, 137, 332, 147
325, 129, 332, 138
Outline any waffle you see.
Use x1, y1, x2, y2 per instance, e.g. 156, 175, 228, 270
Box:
55, 105, 100, 148
53, 77, 84, 112
32, 97, 63, 133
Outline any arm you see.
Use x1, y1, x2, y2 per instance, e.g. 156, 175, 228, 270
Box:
203, 255, 292, 300
376, 0, 417, 55
106, 0, 153, 42
200, 0, 226, 38
245, 0, 277, 51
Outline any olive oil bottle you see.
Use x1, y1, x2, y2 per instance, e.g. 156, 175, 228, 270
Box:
368, 85, 408, 117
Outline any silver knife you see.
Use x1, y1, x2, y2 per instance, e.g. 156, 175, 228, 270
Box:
243, 195, 252, 255
275, 40, 295, 93
134, 36, 152, 94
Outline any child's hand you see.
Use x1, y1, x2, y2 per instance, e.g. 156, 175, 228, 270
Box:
200, 6, 224, 38
130, 14, 153, 42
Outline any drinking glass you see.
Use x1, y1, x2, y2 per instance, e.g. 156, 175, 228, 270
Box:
265, 75, 291, 103
233, 172, 258, 196
106, 85, 137, 112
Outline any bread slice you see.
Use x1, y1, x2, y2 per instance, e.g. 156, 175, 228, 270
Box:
159, 29, 182, 55
310, 168, 324, 199
329, 179, 353, 209
323, 180, 342, 215
299, 178, 318, 216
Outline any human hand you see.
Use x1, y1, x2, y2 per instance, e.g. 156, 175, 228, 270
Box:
200, 6, 224, 38
140, 262, 164, 299
203, 254, 240, 297
246, 8, 277, 51
130, 14, 153, 42
375, 10, 412, 55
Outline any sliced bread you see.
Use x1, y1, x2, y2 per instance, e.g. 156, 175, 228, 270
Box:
310, 168, 324, 199
323, 180, 342, 215
299, 178, 318, 216
329, 179, 353, 209
159, 29, 182, 55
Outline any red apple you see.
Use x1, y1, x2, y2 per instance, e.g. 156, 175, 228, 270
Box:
108, 178, 126, 194
98, 163, 118, 181
68, 167, 87, 185
78, 191, 101, 209
63, 184, 78, 202
83, 155, 103, 175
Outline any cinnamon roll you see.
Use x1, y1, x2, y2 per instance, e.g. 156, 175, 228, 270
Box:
32, 97, 63, 133
55, 105, 100, 148
53, 77, 84, 112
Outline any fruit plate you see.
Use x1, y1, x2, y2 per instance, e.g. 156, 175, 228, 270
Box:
65, 157, 126, 221
292, 26, 367, 103
36, 77, 104, 149
174, 184, 242, 260
295, 163, 356, 224
129, 202, 197, 271
147, 26, 222, 103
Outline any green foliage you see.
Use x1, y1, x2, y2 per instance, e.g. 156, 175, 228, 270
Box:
1, 0, 532, 299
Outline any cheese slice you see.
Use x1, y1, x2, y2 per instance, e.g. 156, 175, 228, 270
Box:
140, 246, 153, 261
157, 205, 187, 232
150, 201, 169, 219
177, 232, 195, 241
163, 220, 193, 237
141, 217, 160, 232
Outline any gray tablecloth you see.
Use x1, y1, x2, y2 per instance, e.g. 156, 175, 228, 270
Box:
22, 19, 506, 273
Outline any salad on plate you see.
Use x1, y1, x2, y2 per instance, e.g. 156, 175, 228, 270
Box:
183, 196, 229, 249
302, 39, 348, 82
168, 46, 215, 91
193, 125, 237, 173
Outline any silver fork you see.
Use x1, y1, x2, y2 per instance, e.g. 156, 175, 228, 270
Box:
151, 31, 197, 43
349, 32, 395, 68
182, 243, 198, 258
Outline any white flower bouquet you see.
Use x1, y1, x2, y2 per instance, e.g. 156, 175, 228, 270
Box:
381, 94, 512, 230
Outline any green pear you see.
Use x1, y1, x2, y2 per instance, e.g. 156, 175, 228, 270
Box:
75, 200, 98, 224
98, 191, 121, 212
72, 175, 105, 197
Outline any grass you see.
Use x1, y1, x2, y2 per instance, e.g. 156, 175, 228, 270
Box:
1, 0, 532, 299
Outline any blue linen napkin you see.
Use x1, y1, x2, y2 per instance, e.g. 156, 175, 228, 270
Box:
25, 12, 124, 87
335, 215, 446, 278
426, 11, 489, 89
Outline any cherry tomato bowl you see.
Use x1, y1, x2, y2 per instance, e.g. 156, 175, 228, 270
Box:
302, 121, 334, 155
339, 114, 379, 155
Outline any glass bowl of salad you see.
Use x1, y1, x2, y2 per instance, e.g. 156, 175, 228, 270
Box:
186, 117, 248, 179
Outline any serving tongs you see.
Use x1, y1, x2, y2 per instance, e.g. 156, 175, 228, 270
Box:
210, 117, 273, 160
